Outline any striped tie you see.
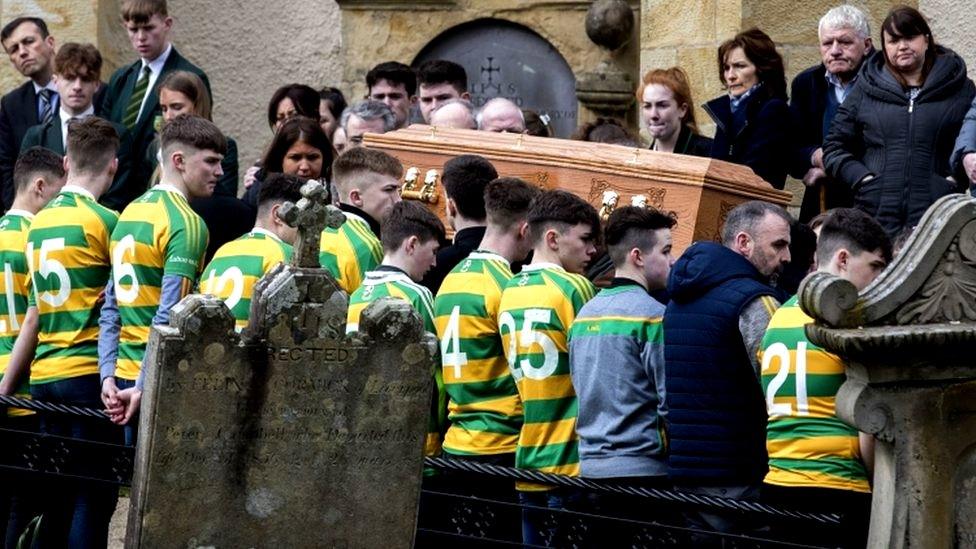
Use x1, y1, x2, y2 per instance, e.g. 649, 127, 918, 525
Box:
38, 89, 54, 125
123, 65, 152, 129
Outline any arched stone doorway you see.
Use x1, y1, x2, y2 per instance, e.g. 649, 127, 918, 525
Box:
413, 19, 578, 138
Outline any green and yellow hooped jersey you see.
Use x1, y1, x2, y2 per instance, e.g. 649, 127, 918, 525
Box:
759, 295, 870, 493
27, 187, 118, 385
110, 184, 208, 380
434, 251, 522, 456
200, 229, 292, 332
319, 212, 381, 295
0, 210, 34, 414
346, 268, 444, 456
497, 263, 596, 490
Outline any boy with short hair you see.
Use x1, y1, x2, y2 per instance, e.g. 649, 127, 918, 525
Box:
416, 59, 470, 123
320, 147, 402, 294
346, 200, 445, 455
21, 42, 132, 200
434, 177, 538, 464
366, 61, 417, 130
201, 173, 302, 331
100, 0, 210, 209
760, 207, 891, 548
497, 189, 599, 545
568, 206, 676, 535
99, 114, 226, 426
0, 146, 64, 549
7, 118, 121, 547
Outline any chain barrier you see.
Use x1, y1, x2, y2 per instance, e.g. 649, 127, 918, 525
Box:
0, 394, 841, 527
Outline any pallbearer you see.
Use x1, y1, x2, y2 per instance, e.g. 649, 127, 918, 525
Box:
497, 190, 599, 546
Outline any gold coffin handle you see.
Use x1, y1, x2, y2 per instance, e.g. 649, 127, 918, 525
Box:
401, 168, 440, 204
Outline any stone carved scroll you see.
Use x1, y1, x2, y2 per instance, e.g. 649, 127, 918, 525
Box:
799, 194, 976, 548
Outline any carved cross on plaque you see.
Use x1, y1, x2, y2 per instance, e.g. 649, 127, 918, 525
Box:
277, 180, 337, 268
481, 56, 501, 84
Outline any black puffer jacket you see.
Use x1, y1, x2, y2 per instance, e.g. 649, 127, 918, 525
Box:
824, 47, 976, 237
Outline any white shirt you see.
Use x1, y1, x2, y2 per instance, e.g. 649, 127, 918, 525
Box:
136, 42, 173, 123
58, 105, 95, 149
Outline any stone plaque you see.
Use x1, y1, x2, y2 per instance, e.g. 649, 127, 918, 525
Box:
413, 19, 578, 137
126, 182, 436, 548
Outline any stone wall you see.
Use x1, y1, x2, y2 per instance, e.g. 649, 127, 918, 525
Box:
337, 0, 639, 128
921, 0, 976, 70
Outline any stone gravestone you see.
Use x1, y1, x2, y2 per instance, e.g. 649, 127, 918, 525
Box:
126, 181, 437, 548
799, 194, 976, 548
413, 19, 578, 137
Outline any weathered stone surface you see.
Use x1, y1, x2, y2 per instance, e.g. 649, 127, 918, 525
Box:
800, 194, 976, 548
585, 0, 635, 51
126, 183, 434, 548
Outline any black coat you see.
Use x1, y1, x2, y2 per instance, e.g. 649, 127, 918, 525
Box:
650, 125, 713, 157
703, 87, 790, 189
99, 47, 210, 210
0, 82, 48, 210
789, 63, 856, 221
823, 47, 976, 237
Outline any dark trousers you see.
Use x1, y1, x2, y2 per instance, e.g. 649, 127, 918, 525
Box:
0, 414, 41, 549
763, 484, 871, 548
30, 375, 120, 549
418, 452, 521, 545
579, 475, 677, 547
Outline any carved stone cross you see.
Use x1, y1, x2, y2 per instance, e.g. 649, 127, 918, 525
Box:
276, 180, 343, 268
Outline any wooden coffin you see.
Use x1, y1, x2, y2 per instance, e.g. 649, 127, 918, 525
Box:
364, 125, 791, 255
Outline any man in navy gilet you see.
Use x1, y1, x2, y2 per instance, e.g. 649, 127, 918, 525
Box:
663, 200, 792, 535
789, 5, 873, 222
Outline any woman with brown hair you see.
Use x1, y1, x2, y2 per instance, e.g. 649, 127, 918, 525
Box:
639, 67, 712, 156
152, 70, 249, 260
150, 70, 238, 196
704, 28, 790, 189
824, 6, 975, 237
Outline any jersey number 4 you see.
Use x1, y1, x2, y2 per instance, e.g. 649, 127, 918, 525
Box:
762, 341, 809, 416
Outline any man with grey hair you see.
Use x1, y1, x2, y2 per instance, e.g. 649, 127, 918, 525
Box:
341, 99, 397, 148
476, 97, 525, 133
428, 98, 476, 130
790, 4, 873, 222
663, 200, 792, 534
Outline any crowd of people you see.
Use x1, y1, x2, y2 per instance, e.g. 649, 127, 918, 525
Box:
0, 0, 972, 547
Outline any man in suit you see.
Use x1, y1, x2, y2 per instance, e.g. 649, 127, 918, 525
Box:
21, 43, 132, 208
0, 17, 57, 212
100, 0, 210, 210
789, 5, 872, 222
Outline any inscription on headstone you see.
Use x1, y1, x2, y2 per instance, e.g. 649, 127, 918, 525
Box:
414, 19, 578, 137
126, 182, 436, 548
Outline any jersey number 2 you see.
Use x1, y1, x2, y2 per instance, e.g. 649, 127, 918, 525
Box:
762, 341, 809, 416
498, 309, 558, 381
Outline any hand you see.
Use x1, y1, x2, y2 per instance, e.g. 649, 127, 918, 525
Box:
0, 377, 12, 396
243, 166, 260, 189
810, 147, 824, 170
964, 152, 976, 184
112, 387, 142, 425
802, 167, 827, 187
101, 377, 123, 417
